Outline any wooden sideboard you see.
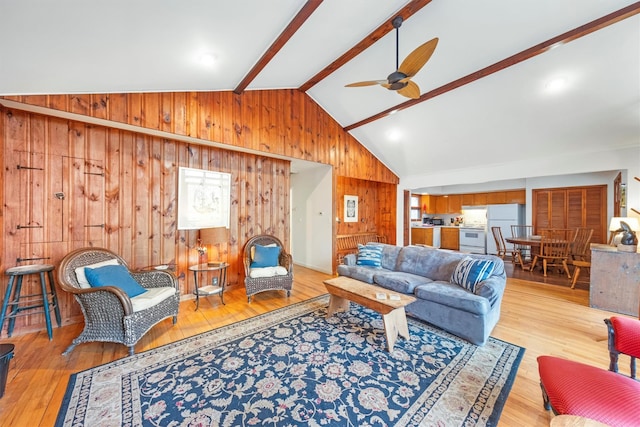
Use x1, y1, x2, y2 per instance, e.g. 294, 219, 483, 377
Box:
589, 243, 640, 316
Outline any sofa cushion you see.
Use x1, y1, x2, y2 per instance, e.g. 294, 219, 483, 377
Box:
373, 271, 432, 294
414, 281, 490, 315
356, 244, 383, 267
395, 246, 464, 281
85, 264, 148, 298
451, 257, 496, 293
336, 265, 392, 284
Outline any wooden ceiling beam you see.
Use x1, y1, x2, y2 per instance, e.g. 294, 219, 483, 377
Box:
298, 0, 434, 92
234, 0, 323, 94
344, 1, 640, 132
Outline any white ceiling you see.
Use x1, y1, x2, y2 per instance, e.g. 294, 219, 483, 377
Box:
1, 0, 639, 188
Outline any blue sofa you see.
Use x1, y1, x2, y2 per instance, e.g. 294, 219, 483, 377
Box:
337, 243, 506, 345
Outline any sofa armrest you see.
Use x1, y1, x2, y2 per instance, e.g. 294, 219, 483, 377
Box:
476, 276, 506, 306
343, 253, 357, 266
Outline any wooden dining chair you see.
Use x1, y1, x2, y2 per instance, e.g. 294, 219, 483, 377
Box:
530, 229, 573, 278
566, 227, 593, 288
510, 225, 533, 270
491, 226, 507, 259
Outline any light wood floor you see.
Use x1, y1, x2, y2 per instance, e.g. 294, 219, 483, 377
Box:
0, 264, 631, 426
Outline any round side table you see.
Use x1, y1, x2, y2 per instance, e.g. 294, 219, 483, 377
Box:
188, 262, 229, 310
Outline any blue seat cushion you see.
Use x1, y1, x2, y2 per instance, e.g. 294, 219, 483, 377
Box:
85, 264, 147, 298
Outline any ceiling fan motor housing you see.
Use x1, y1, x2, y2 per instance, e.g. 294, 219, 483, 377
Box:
387, 71, 408, 90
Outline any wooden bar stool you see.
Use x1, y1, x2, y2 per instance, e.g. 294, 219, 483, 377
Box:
0, 264, 62, 340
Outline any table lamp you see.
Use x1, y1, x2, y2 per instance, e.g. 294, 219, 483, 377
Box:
199, 227, 229, 266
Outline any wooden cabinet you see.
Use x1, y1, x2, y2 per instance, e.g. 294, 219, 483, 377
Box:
461, 193, 474, 205
411, 227, 433, 245
448, 194, 462, 213
440, 227, 459, 250
533, 185, 606, 243
421, 195, 436, 214
486, 192, 506, 204
504, 190, 526, 204
473, 193, 488, 205
435, 196, 448, 214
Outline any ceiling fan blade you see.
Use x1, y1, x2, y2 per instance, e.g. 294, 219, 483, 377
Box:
345, 80, 385, 87
398, 37, 439, 78
397, 80, 421, 99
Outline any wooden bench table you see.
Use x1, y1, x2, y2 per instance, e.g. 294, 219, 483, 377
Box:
323, 276, 416, 352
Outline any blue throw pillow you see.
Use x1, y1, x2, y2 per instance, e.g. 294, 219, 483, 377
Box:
356, 244, 383, 268
451, 257, 495, 293
85, 264, 147, 298
251, 244, 281, 268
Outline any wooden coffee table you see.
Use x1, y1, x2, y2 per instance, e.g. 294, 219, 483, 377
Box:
323, 276, 417, 352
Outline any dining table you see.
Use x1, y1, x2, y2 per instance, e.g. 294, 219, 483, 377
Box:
505, 236, 542, 270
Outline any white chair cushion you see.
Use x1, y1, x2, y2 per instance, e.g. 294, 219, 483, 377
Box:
75, 259, 120, 289
249, 266, 288, 278
130, 286, 176, 312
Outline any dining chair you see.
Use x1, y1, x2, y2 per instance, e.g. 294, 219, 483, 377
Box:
530, 229, 573, 278
491, 227, 507, 260
510, 225, 533, 270
568, 227, 593, 288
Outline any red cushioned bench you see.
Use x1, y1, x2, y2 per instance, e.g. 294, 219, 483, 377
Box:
538, 356, 640, 427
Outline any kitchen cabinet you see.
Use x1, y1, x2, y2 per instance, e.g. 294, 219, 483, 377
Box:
486, 192, 506, 204
473, 193, 488, 205
435, 196, 448, 214
421, 195, 435, 214
461, 193, 474, 205
411, 227, 433, 246
504, 190, 525, 204
440, 227, 459, 250
448, 194, 462, 213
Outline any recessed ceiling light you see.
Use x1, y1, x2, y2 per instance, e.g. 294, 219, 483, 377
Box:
545, 76, 568, 93
198, 53, 216, 66
387, 130, 402, 141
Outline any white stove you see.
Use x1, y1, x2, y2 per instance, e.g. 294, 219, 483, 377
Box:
459, 226, 487, 254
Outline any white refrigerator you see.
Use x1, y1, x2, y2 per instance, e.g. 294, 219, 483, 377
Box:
486, 204, 525, 256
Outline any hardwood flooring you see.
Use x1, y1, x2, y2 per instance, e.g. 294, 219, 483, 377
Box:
0, 261, 628, 426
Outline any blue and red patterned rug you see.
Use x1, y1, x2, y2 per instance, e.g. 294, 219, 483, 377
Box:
56, 295, 524, 426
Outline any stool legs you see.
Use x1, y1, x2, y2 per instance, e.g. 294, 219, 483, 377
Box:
0, 276, 16, 337
1, 267, 62, 340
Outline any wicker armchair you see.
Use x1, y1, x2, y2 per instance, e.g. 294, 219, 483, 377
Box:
243, 235, 293, 303
57, 247, 180, 356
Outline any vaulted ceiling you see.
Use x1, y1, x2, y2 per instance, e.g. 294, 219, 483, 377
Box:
1, 0, 638, 188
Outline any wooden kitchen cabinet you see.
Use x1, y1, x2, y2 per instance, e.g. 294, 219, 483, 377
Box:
447, 194, 462, 213
421, 195, 435, 214
504, 189, 525, 204
411, 227, 433, 245
473, 193, 488, 205
486, 192, 506, 204
440, 227, 459, 250
435, 196, 448, 214
461, 193, 474, 205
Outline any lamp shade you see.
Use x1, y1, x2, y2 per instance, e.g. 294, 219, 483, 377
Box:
609, 217, 640, 232
199, 227, 229, 244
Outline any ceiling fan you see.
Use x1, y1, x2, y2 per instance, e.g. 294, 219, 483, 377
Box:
345, 16, 438, 99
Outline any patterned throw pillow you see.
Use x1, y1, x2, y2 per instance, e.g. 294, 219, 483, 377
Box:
451, 257, 495, 293
356, 244, 383, 268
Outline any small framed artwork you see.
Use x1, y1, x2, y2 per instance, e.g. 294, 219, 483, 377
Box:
344, 195, 358, 223
177, 167, 231, 230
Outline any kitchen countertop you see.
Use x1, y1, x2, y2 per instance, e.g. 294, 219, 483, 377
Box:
411, 224, 465, 228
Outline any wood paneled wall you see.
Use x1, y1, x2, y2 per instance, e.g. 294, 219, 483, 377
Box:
0, 90, 399, 335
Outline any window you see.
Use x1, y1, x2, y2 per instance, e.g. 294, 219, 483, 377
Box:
411, 195, 421, 221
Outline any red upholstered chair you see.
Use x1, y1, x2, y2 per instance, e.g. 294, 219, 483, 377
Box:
604, 316, 640, 379
537, 355, 640, 427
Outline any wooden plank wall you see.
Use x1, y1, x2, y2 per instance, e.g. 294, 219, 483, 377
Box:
0, 90, 399, 335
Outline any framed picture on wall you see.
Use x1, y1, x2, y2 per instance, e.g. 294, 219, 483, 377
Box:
177, 167, 231, 230
344, 195, 358, 223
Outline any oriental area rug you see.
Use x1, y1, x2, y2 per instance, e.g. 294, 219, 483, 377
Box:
56, 295, 524, 427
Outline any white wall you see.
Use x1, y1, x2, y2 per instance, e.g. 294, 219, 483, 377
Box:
290, 164, 333, 274
396, 145, 640, 243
